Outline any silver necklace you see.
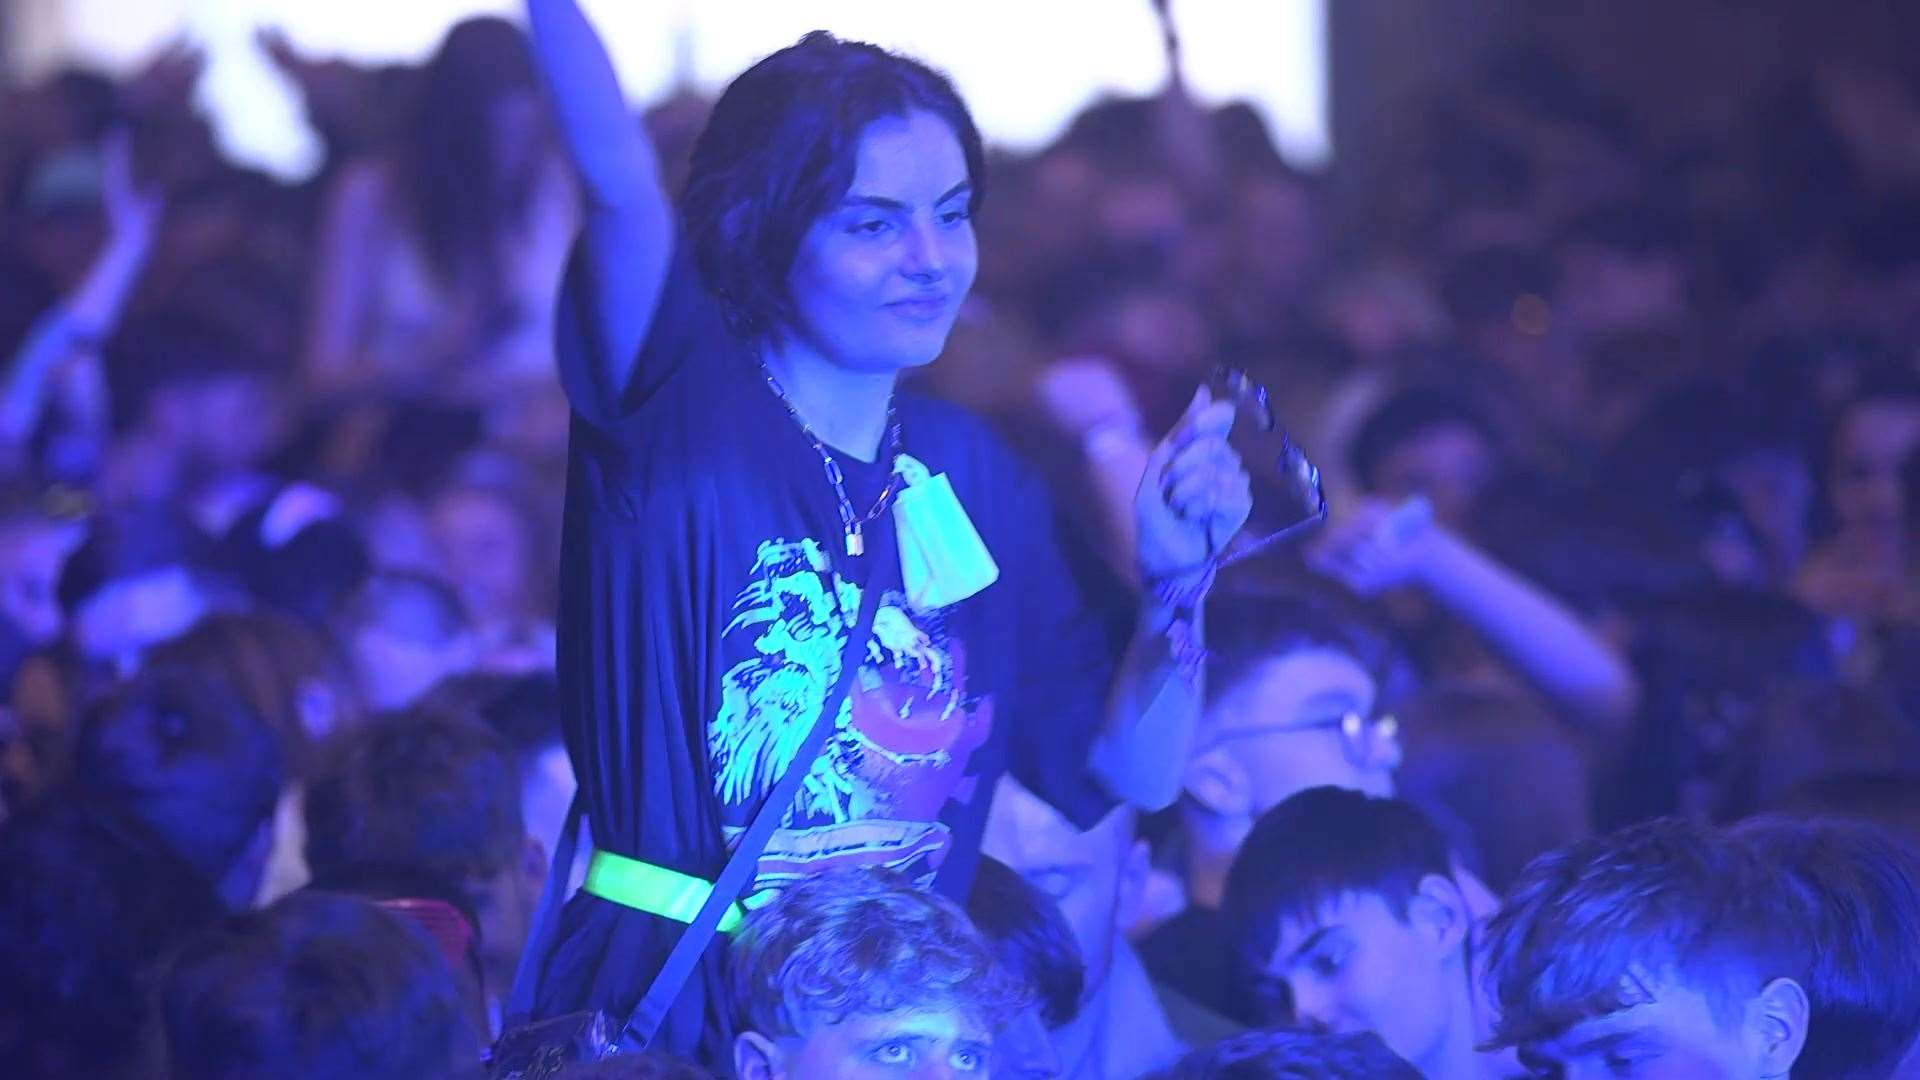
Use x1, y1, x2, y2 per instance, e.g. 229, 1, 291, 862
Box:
761, 364, 902, 558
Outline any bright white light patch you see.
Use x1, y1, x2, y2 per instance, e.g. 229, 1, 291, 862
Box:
10, 0, 1325, 180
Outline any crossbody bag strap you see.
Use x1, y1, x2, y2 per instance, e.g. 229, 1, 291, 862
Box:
616, 520, 898, 1050
502, 787, 585, 1028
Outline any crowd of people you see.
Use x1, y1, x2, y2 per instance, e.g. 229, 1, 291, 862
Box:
1, 5, 1919, 1078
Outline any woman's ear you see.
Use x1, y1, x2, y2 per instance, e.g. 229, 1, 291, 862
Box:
734, 1030, 786, 1080
1750, 977, 1810, 1079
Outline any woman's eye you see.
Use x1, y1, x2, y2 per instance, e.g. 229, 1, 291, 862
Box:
1605, 1053, 1647, 1076
939, 208, 971, 225
851, 219, 893, 236
1309, 950, 1345, 978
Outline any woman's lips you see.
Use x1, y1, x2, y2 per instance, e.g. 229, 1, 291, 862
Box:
887, 296, 950, 321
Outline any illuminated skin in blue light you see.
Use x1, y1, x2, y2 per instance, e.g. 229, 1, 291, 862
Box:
1265, 888, 1511, 1080
736, 1006, 994, 1080
779, 109, 978, 378
1515, 971, 1808, 1080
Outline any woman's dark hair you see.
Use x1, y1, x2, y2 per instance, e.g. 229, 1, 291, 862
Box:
681, 31, 986, 346
0, 800, 221, 1079
75, 648, 285, 891
401, 17, 545, 298
158, 891, 480, 1080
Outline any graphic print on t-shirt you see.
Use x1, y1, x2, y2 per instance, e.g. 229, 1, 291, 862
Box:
709, 537, 992, 892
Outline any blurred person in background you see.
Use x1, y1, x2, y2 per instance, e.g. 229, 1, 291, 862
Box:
0, 486, 86, 655
1394, 682, 1592, 894
303, 16, 578, 403
304, 707, 542, 1024
1795, 375, 1920, 624
96, 311, 293, 523
333, 570, 477, 712
158, 890, 485, 1079
423, 462, 557, 672
73, 641, 286, 909
56, 505, 239, 676
0, 129, 159, 486
421, 670, 574, 876
0, 799, 222, 1079
149, 612, 361, 904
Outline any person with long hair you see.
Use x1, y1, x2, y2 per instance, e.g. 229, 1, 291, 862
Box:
517, 0, 1250, 1062
302, 17, 579, 402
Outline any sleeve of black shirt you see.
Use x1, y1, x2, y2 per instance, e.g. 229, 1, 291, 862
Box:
555, 227, 727, 430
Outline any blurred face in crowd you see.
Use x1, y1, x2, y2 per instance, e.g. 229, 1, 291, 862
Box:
1189, 648, 1395, 822
983, 777, 1141, 1001
784, 110, 978, 375
71, 566, 211, 674
737, 1007, 994, 1080
467, 840, 542, 1007
1366, 422, 1499, 531
348, 621, 475, 712
0, 655, 76, 812
1557, 243, 1687, 338
188, 373, 291, 473
1515, 972, 1808, 1080
428, 486, 533, 626
1263, 882, 1472, 1074
0, 517, 83, 646
1827, 397, 1920, 543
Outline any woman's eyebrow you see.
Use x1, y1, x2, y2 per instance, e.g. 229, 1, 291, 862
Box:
841, 180, 972, 211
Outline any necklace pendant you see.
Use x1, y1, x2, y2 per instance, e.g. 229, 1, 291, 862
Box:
845, 528, 865, 557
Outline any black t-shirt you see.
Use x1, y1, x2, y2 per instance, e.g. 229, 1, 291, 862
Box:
1137, 904, 1268, 1029
530, 236, 1119, 1052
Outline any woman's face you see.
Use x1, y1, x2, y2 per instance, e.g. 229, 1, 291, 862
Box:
785, 109, 978, 373
1828, 398, 1920, 540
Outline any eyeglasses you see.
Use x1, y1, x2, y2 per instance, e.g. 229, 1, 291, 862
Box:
1203, 710, 1400, 769
1209, 365, 1329, 566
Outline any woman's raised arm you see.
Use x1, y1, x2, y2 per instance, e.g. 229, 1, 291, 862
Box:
526, 0, 674, 417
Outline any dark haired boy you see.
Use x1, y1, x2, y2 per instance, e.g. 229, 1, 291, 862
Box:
1731, 816, 1920, 1080
1220, 786, 1512, 1080
1147, 1028, 1423, 1080
1484, 817, 1812, 1079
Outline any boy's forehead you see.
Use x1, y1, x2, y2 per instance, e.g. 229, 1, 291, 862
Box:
1523, 966, 1726, 1058
1272, 891, 1393, 957
823, 1004, 991, 1045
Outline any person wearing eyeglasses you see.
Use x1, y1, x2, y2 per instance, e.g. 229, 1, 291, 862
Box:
1135, 595, 1398, 1020
1137, 592, 1501, 1029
